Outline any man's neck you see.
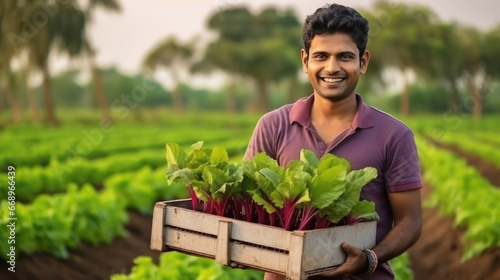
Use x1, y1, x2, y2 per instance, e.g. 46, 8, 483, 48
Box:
311, 93, 358, 125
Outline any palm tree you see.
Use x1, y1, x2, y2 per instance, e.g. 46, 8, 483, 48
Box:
0, 0, 24, 123
143, 37, 194, 113
23, 1, 86, 126
82, 0, 121, 122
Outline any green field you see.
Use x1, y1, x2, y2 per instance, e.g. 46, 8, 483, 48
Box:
1, 111, 499, 279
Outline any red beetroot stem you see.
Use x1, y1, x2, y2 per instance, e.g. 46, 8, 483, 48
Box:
242, 196, 255, 223
283, 198, 300, 231
231, 198, 243, 219
214, 197, 230, 217
315, 215, 333, 229
187, 187, 200, 211
256, 204, 267, 225
297, 204, 319, 231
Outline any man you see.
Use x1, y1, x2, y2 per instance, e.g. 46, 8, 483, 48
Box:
243, 3, 422, 280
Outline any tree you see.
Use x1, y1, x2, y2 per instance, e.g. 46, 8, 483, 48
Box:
82, 0, 121, 122
142, 37, 194, 113
362, 1, 442, 117
0, 0, 25, 123
457, 26, 487, 117
189, 58, 241, 114
26, 1, 86, 125
424, 23, 465, 113
204, 7, 302, 112
482, 25, 500, 77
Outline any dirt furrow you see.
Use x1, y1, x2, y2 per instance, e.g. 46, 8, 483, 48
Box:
0, 212, 160, 280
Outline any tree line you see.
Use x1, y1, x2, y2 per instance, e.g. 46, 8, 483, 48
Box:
0, 0, 120, 125
1, 1, 499, 125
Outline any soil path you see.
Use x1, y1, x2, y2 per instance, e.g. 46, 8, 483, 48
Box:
0, 212, 160, 280
408, 183, 500, 280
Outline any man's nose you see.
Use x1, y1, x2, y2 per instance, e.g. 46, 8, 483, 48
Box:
324, 57, 341, 73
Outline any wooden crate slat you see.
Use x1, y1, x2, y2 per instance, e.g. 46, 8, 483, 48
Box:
230, 221, 291, 251
215, 221, 232, 266
164, 202, 292, 250
165, 228, 217, 257
230, 242, 289, 274
150, 203, 167, 251
287, 232, 305, 280
301, 221, 377, 272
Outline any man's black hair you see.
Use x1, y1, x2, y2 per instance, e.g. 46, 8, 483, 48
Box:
302, 3, 369, 57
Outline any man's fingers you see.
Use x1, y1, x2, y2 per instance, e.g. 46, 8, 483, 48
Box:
230, 262, 246, 269
319, 262, 349, 277
342, 242, 365, 257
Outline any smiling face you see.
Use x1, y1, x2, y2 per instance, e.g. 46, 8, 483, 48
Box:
301, 32, 369, 103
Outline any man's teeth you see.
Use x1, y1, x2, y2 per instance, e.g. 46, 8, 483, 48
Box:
323, 78, 343, 82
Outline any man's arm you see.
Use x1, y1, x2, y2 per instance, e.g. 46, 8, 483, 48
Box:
319, 188, 422, 277
373, 188, 422, 263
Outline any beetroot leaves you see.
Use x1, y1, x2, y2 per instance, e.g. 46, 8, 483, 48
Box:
165, 142, 379, 230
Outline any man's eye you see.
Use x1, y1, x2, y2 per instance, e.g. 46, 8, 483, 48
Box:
340, 54, 353, 60
314, 54, 326, 59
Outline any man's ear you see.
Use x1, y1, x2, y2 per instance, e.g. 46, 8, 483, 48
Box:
300, 49, 309, 73
360, 50, 370, 74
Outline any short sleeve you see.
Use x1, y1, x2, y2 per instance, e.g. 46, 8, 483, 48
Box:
384, 130, 423, 192
243, 115, 277, 161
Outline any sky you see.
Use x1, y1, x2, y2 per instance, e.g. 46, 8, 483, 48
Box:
55, 0, 500, 87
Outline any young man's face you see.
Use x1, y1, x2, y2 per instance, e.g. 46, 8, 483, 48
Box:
301, 32, 369, 103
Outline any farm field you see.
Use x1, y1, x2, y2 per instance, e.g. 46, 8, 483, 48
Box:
1, 112, 499, 280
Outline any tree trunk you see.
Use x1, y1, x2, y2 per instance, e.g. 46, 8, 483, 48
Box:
2, 81, 23, 123
171, 70, 184, 114
468, 76, 482, 118
226, 81, 237, 114
88, 51, 112, 122
256, 79, 270, 113
447, 76, 460, 114
0, 87, 4, 115
24, 65, 41, 124
27, 85, 40, 124
42, 63, 59, 126
399, 70, 410, 118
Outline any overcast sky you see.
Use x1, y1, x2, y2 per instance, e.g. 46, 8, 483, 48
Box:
55, 0, 499, 87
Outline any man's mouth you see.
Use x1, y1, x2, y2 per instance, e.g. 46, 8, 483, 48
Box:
321, 77, 345, 83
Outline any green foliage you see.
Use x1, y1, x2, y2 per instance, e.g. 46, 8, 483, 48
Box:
390, 253, 414, 280
166, 143, 379, 229
0, 185, 127, 259
482, 24, 500, 77
430, 131, 500, 169
202, 6, 303, 111
417, 136, 500, 259
111, 252, 263, 280
0, 123, 251, 170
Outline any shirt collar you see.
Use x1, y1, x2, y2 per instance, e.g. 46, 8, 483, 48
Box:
289, 93, 374, 129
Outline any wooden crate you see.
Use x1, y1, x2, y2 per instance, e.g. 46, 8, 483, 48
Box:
151, 199, 376, 280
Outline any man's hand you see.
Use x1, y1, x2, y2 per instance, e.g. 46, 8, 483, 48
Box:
318, 242, 367, 277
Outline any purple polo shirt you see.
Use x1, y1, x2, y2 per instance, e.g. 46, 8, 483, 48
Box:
244, 93, 423, 280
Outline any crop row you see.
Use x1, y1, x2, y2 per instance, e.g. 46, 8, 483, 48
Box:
470, 131, 500, 148
0, 166, 186, 260
406, 115, 500, 135
0, 112, 259, 143
0, 126, 252, 169
0, 138, 249, 203
111, 252, 263, 280
417, 136, 500, 259
428, 131, 500, 169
